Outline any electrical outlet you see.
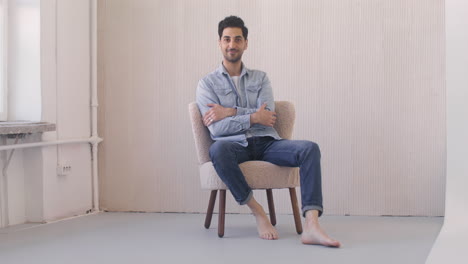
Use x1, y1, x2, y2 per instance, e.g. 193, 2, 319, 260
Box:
57, 164, 72, 176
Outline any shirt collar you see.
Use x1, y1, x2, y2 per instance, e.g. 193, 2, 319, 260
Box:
217, 62, 250, 77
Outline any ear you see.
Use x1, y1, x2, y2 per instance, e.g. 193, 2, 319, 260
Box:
245, 39, 248, 50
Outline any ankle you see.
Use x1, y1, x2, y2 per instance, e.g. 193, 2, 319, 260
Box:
304, 210, 320, 225
246, 199, 264, 216
251, 206, 266, 217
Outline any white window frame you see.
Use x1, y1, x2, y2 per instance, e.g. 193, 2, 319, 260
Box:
0, 0, 8, 121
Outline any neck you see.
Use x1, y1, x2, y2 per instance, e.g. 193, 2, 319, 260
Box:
223, 60, 242, 76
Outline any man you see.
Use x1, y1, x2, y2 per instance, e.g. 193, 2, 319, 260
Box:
196, 16, 340, 247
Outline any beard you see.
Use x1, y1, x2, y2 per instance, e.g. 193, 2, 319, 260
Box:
224, 49, 243, 63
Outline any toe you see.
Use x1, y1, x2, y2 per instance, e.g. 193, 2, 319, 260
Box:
328, 239, 341, 247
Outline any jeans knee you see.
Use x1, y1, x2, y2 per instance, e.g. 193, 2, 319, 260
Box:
209, 141, 235, 161
304, 141, 321, 158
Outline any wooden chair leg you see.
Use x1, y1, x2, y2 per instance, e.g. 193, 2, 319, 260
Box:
266, 189, 276, 226
218, 190, 226, 238
289, 188, 303, 234
204, 190, 217, 229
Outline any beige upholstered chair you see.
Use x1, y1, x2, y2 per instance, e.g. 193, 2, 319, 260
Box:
188, 101, 302, 237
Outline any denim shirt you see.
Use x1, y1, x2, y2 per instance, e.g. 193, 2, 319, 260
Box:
196, 63, 281, 146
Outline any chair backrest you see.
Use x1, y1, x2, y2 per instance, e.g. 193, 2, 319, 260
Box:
188, 101, 296, 165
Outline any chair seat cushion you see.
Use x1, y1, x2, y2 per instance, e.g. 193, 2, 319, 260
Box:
199, 161, 300, 190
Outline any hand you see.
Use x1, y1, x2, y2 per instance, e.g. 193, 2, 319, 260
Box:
203, 103, 236, 126
251, 103, 277, 127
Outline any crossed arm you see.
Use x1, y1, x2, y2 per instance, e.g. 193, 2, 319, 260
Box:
196, 76, 277, 138
203, 103, 276, 127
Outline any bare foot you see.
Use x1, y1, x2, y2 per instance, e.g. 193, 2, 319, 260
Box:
301, 210, 341, 247
247, 198, 278, 240
253, 210, 278, 240
301, 222, 341, 247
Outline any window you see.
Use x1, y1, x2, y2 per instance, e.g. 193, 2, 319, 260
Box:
0, 0, 7, 121
0, 0, 40, 122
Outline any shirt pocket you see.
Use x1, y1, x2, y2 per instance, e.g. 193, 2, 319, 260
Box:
214, 87, 236, 107
246, 84, 262, 107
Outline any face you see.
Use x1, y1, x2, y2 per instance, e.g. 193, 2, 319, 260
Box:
219, 27, 248, 63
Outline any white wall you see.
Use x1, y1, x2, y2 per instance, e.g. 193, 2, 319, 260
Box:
426, 0, 468, 262
98, 0, 446, 216
0, 0, 94, 226
42, 0, 92, 221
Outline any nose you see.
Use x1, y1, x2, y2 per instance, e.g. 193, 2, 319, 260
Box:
228, 41, 237, 50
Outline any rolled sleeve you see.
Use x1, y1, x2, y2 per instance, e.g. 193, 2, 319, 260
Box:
208, 114, 250, 137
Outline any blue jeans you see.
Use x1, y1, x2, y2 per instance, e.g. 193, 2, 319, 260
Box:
209, 136, 324, 217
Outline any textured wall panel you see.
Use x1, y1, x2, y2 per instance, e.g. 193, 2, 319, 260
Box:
98, 0, 445, 216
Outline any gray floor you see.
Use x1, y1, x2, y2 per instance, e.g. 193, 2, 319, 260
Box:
0, 212, 442, 264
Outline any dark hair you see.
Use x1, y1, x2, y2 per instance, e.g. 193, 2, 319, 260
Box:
218, 16, 248, 40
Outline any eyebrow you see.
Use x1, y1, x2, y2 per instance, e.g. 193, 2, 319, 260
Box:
223, 35, 243, 39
